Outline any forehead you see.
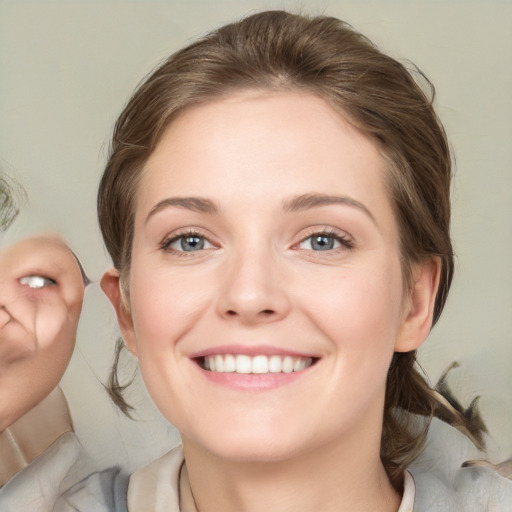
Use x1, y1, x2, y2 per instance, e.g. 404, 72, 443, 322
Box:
136, 90, 394, 227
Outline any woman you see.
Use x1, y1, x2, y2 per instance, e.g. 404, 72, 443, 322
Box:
98, 11, 511, 511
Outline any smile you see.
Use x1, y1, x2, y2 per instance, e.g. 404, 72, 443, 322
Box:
201, 354, 315, 374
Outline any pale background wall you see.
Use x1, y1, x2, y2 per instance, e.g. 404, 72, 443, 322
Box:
0, 0, 510, 471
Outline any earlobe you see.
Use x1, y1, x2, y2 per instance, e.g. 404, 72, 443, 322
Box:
100, 268, 138, 357
394, 258, 441, 353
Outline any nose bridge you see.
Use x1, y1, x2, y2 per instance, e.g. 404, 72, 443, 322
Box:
217, 238, 289, 323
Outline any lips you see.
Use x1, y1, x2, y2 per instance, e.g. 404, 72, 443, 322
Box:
201, 354, 315, 374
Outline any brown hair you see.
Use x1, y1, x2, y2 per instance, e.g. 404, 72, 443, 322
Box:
98, 10, 484, 486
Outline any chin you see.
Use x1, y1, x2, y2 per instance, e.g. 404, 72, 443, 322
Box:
213, 445, 301, 464
185, 424, 313, 464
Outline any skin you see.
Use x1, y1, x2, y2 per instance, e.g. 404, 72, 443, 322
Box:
102, 91, 440, 512
0, 235, 85, 432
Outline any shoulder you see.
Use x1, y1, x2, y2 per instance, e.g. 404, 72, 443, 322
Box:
408, 420, 512, 512
55, 467, 129, 512
0, 432, 80, 512
55, 444, 184, 512
411, 464, 512, 512
456, 464, 512, 510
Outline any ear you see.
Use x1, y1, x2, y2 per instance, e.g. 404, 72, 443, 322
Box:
100, 268, 138, 357
394, 258, 441, 353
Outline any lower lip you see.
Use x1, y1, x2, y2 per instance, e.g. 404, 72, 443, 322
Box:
194, 363, 313, 391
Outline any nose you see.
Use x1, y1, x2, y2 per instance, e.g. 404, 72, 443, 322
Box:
216, 249, 291, 326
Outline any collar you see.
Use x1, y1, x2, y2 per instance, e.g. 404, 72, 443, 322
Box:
128, 445, 415, 512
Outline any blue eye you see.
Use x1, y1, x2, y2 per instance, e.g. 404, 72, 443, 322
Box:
164, 233, 214, 252
298, 232, 352, 251
300, 235, 340, 251
19, 275, 57, 289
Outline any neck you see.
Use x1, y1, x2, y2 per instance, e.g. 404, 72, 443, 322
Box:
183, 426, 401, 512
0, 387, 73, 486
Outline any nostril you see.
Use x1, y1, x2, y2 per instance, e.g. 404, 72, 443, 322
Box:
225, 309, 275, 317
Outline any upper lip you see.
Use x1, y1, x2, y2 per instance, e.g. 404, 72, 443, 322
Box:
188, 344, 319, 359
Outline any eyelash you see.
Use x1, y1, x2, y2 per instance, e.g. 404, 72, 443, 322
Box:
296, 228, 354, 252
160, 227, 353, 255
160, 229, 215, 256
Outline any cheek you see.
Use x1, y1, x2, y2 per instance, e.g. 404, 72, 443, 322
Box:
130, 266, 214, 353
296, 262, 405, 427
302, 258, 405, 357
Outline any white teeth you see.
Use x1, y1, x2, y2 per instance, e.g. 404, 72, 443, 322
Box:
269, 355, 282, 373
252, 355, 268, 374
282, 356, 294, 373
224, 354, 236, 372
235, 355, 252, 374
215, 354, 224, 372
202, 354, 314, 374
293, 358, 307, 371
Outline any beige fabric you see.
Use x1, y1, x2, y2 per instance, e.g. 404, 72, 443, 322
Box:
399, 471, 415, 512
128, 445, 415, 512
127, 445, 184, 512
0, 387, 73, 486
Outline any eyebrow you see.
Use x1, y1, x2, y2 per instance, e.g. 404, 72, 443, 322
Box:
145, 193, 376, 225
145, 197, 219, 225
282, 193, 376, 224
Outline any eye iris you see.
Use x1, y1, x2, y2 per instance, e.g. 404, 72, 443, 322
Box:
181, 236, 204, 251
311, 235, 334, 251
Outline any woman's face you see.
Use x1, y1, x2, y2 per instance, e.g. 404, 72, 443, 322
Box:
103, 91, 437, 462
0, 235, 85, 431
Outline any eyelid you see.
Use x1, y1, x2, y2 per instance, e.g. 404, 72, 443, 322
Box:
19, 275, 58, 289
295, 225, 353, 244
